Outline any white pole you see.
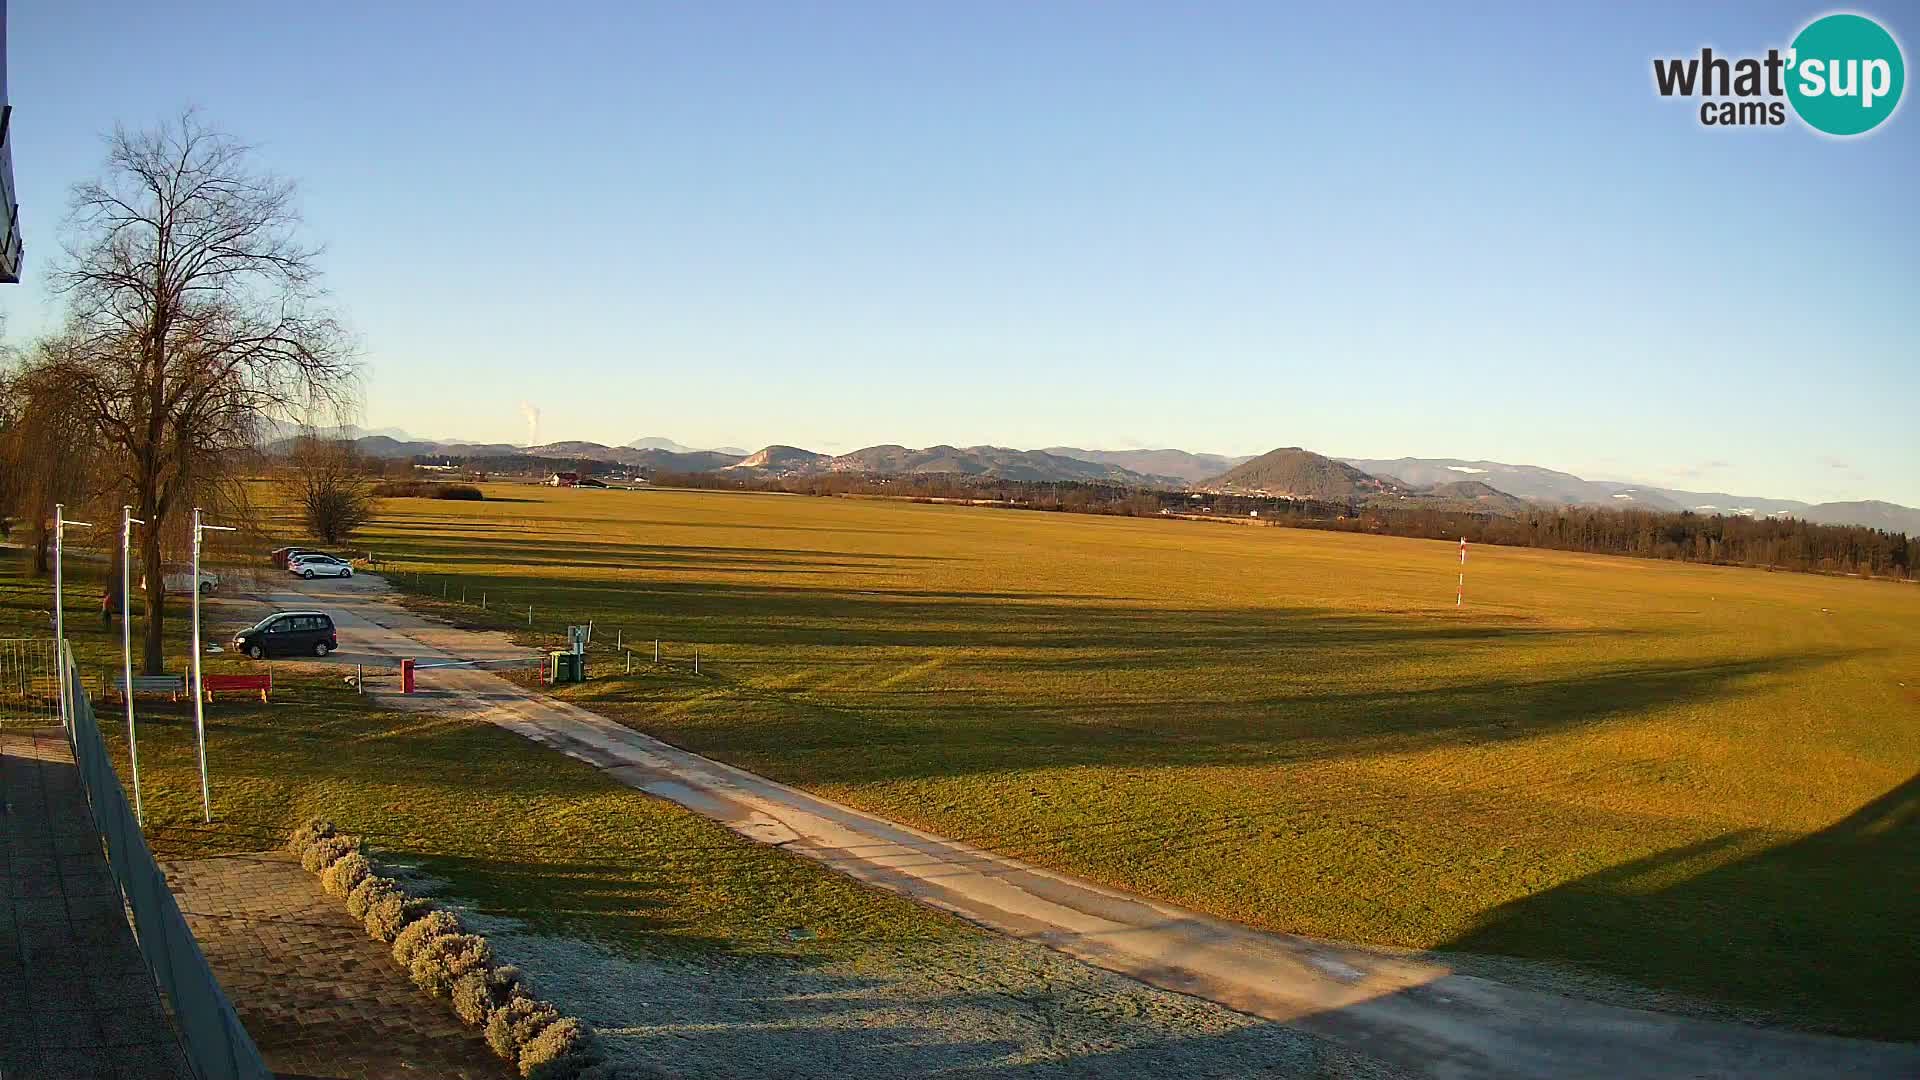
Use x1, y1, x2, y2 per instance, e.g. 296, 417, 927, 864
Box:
121, 505, 145, 825
192, 509, 209, 823
189, 513, 237, 827
1457, 536, 1467, 608
54, 504, 66, 730
53, 508, 95, 734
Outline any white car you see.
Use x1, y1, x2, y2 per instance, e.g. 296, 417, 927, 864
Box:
141, 567, 221, 594
288, 554, 354, 579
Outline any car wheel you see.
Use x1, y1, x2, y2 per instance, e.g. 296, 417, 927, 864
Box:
199, 581, 213, 595
247, 644, 265, 660
314, 642, 331, 657
343, 568, 353, 578
303, 569, 316, 579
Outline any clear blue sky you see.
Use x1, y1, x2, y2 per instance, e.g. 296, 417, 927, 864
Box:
4, 2, 1916, 504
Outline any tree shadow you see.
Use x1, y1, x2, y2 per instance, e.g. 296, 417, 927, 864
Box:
1445, 771, 1920, 1041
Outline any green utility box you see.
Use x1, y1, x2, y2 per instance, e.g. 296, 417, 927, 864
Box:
548, 651, 586, 684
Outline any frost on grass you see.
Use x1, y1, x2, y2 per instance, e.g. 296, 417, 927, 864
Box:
465, 919, 1397, 1080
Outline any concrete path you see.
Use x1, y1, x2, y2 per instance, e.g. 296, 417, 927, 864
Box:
221, 576, 1920, 1080
0, 728, 194, 1080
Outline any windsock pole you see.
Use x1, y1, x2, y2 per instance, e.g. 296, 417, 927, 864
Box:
1457, 536, 1467, 607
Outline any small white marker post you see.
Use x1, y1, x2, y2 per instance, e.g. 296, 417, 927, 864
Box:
1457, 536, 1467, 608
654, 639, 659, 664
191, 508, 238, 824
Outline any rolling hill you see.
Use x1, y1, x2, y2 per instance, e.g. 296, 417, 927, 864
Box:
1200, 448, 1396, 499
725, 445, 833, 475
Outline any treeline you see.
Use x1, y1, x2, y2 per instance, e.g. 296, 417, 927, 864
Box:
656, 470, 1920, 581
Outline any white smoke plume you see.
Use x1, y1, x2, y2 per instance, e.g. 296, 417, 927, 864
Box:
519, 401, 541, 447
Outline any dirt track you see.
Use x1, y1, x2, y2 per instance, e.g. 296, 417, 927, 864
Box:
218, 574, 1920, 1079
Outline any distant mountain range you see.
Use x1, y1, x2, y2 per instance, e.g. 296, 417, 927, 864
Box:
279, 431, 1920, 534
627, 435, 751, 456
1044, 447, 1250, 484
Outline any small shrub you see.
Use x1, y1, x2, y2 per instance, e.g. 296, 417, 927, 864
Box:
451, 970, 496, 1026
437, 484, 485, 500
392, 909, 462, 966
321, 852, 372, 898
286, 817, 337, 856
486, 997, 559, 1062
363, 891, 429, 943
453, 964, 533, 1026
300, 834, 358, 873
346, 875, 398, 919
492, 964, 533, 1001
409, 932, 493, 998
518, 1017, 599, 1080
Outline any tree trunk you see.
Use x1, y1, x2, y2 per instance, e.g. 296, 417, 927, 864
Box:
141, 524, 166, 675
30, 523, 50, 576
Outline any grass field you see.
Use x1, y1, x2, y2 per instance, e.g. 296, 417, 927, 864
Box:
0, 551, 965, 959
348, 484, 1920, 1039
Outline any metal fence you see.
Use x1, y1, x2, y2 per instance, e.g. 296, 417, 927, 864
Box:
58, 639, 273, 1080
0, 637, 58, 725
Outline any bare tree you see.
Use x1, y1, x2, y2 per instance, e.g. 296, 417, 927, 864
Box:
47, 110, 356, 673
281, 436, 376, 544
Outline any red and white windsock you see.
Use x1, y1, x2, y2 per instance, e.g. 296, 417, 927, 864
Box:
1457, 537, 1467, 607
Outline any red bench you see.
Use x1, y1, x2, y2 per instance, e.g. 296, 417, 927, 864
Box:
202, 673, 272, 704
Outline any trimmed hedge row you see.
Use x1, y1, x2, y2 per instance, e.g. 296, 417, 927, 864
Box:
288, 818, 618, 1079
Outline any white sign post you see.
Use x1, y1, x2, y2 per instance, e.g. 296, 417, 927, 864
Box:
52, 504, 95, 731
190, 507, 238, 824
121, 505, 147, 825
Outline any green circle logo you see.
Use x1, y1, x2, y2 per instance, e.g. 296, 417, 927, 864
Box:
1786, 13, 1905, 135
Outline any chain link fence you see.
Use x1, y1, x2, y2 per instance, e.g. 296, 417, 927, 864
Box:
0, 638, 59, 726
58, 640, 274, 1080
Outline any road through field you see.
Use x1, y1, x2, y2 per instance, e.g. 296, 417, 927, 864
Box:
232, 573, 1919, 1080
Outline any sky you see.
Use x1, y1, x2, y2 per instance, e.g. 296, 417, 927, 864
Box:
4, 2, 1916, 505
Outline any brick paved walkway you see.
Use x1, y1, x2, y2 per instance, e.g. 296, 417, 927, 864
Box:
162, 851, 511, 1080
0, 727, 193, 1080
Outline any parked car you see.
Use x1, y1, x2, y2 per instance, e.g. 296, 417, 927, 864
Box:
140, 565, 220, 594
288, 554, 353, 579
270, 546, 328, 568
232, 611, 338, 659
